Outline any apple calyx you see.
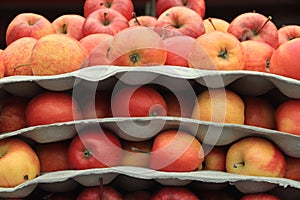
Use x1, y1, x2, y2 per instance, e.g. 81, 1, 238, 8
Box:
129, 52, 140, 64
83, 148, 93, 159
218, 48, 229, 59
233, 161, 245, 168
256, 16, 272, 35
208, 17, 217, 30
131, 12, 141, 26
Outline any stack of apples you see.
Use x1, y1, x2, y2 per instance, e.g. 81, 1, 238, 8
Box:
0, 0, 300, 199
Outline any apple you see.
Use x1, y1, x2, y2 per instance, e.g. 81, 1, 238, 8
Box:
121, 139, 153, 168
35, 140, 71, 172
82, 8, 129, 36
226, 136, 286, 178
0, 37, 37, 76
30, 33, 88, 75
123, 190, 152, 200
111, 85, 167, 117
77, 185, 123, 200
200, 145, 228, 171
5, 12, 56, 46
68, 128, 122, 169
0, 49, 3, 77
203, 17, 230, 33
82, 34, 113, 67
189, 30, 245, 70
241, 40, 275, 72
243, 96, 276, 129
0, 137, 40, 187
191, 88, 245, 125
163, 35, 196, 67
156, 0, 206, 19
79, 33, 113, 54
240, 193, 280, 200
155, 6, 205, 39
278, 25, 300, 46
162, 90, 195, 118
274, 99, 300, 136
108, 26, 167, 66
149, 129, 204, 172
129, 13, 158, 27
269, 38, 300, 80
52, 14, 86, 40
83, 0, 134, 20
227, 12, 279, 48
80, 90, 112, 119
151, 186, 199, 200
284, 156, 300, 180
25, 91, 82, 126
0, 95, 28, 133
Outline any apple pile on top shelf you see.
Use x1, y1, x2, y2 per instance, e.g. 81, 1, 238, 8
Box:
0, 0, 300, 79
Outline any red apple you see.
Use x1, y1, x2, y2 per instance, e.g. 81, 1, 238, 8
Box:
35, 140, 71, 172
111, 85, 167, 117
25, 91, 82, 126
121, 139, 153, 168
151, 186, 199, 200
0, 95, 28, 133
82, 8, 129, 36
83, 0, 134, 20
5, 12, 56, 46
79, 33, 113, 54
0, 37, 37, 76
0, 49, 3, 77
190, 30, 245, 70
227, 12, 279, 48
0, 137, 40, 187
52, 14, 86, 40
278, 25, 300, 46
30, 33, 88, 75
240, 193, 280, 200
200, 145, 228, 171
129, 13, 158, 27
82, 34, 113, 67
284, 156, 300, 180
77, 185, 123, 200
108, 26, 167, 66
155, 6, 205, 39
68, 128, 122, 170
269, 38, 300, 80
243, 96, 276, 129
226, 137, 286, 178
81, 91, 112, 119
150, 129, 204, 172
163, 35, 196, 67
241, 40, 275, 72
274, 99, 300, 136
156, 0, 206, 19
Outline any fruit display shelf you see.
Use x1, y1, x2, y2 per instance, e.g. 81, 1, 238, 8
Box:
0, 65, 300, 199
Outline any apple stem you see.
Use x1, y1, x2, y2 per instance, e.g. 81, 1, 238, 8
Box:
161, 24, 172, 39
182, 0, 188, 6
103, 12, 110, 26
132, 12, 141, 26
256, 16, 272, 34
233, 161, 245, 168
131, 147, 150, 154
62, 23, 68, 34
208, 18, 217, 30
99, 177, 104, 200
